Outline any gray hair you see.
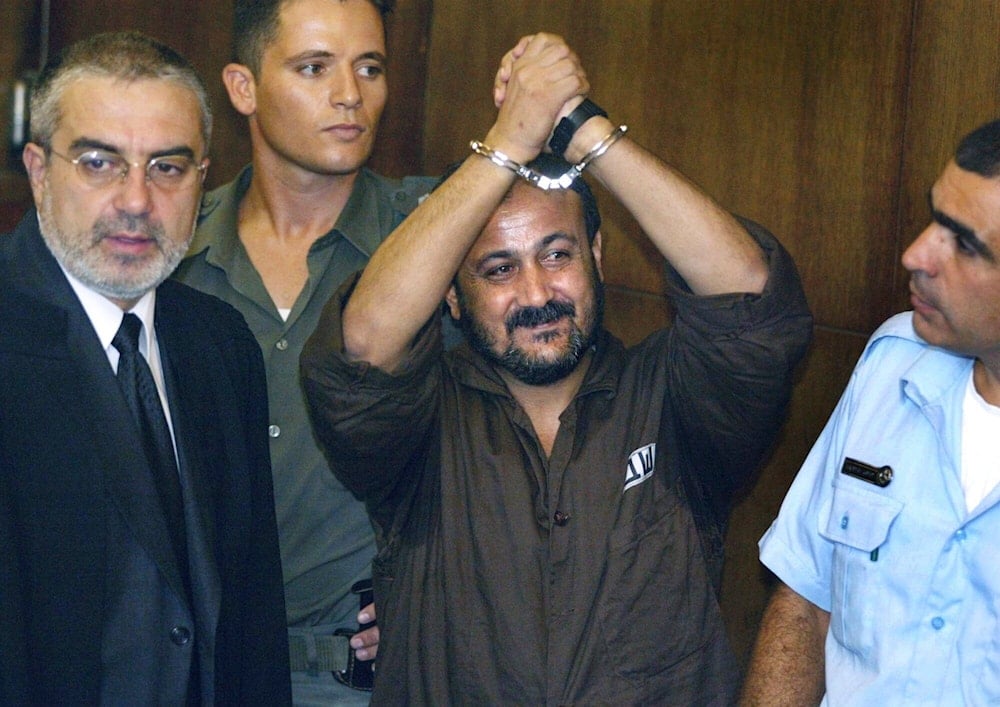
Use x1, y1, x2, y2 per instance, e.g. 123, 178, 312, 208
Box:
30, 31, 212, 151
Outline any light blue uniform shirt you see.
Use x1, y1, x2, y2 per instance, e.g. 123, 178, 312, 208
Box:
760, 312, 1000, 705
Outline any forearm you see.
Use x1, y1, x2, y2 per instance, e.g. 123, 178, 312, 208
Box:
343, 33, 587, 372
564, 117, 769, 296
343, 155, 517, 370
741, 582, 829, 706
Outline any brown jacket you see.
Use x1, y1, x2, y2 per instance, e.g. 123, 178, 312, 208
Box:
302, 222, 811, 706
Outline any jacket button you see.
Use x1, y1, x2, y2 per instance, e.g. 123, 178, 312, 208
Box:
170, 626, 192, 646
553, 511, 570, 526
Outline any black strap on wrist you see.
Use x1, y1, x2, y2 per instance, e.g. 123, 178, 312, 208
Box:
548, 99, 608, 158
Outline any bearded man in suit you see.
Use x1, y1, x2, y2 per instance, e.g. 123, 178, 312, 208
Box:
0, 31, 290, 704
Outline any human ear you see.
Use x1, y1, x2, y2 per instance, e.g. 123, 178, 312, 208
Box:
222, 63, 257, 117
445, 284, 462, 321
591, 230, 604, 282
22, 143, 49, 208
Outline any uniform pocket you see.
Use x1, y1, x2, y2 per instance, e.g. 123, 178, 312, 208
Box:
819, 482, 903, 660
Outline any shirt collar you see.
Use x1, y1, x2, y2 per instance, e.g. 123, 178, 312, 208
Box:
891, 315, 974, 408
61, 265, 157, 356
332, 168, 396, 257
193, 165, 389, 270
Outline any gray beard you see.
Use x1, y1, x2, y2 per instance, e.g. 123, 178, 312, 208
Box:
38, 189, 192, 302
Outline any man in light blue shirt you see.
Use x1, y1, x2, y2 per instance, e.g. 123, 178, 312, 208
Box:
742, 119, 1000, 705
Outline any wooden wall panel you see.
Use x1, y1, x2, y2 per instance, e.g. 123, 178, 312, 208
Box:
7, 0, 1000, 687
3, 0, 428, 199
0, 0, 36, 169
370, 0, 434, 177
424, 1, 914, 332
603, 288, 672, 347
894, 0, 1000, 311
651, 2, 913, 335
0, 0, 36, 230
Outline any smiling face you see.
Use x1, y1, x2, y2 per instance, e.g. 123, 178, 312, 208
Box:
238, 0, 388, 177
24, 75, 206, 309
902, 160, 1000, 363
446, 183, 605, 387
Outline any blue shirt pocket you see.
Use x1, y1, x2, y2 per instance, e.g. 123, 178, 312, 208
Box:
819, 482, 903, 662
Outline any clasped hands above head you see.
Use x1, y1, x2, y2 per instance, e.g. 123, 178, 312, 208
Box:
485, 33, 592, 167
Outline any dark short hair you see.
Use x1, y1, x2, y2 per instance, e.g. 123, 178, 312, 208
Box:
31, 31, 212, 150
955, 119, 1000, 178
436, 153, 602, 243
233, 0, 395, 76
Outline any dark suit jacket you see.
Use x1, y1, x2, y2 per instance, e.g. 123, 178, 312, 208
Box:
0, 212, 291, 705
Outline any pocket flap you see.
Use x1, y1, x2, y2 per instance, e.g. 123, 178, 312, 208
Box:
820, 483, 903, 551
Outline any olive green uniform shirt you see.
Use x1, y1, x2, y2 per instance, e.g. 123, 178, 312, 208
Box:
175, 166, 435, 631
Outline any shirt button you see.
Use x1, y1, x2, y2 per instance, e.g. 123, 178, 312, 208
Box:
955, 528, 967, 541
269, 425, 281, 438
840, 515, 849, 529
170, 626, 191, 645
553, 511, 571, 526
931, 617, 945, 630
275, 338, 289, 351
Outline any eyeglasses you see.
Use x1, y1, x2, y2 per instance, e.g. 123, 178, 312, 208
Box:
48, 148, 207, 191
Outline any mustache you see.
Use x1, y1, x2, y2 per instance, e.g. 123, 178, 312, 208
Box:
909, 275, 933, 304
505, 300, 576, 334
93, 214, 163, 243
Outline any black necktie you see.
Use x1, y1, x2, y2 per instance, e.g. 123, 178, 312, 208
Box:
112, 313, 190, 585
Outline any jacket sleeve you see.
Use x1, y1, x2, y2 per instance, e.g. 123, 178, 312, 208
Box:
300, 272, 444, 535
179, 287, 291, 705
666, 220, 813, 522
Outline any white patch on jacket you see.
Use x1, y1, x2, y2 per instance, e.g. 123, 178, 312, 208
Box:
624, 443, 656, 491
